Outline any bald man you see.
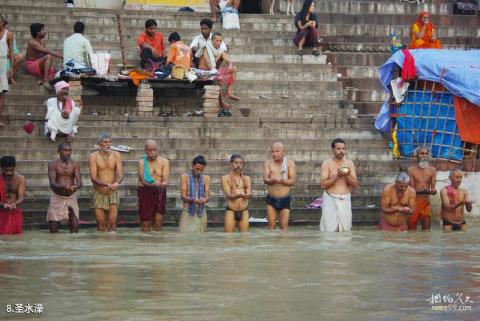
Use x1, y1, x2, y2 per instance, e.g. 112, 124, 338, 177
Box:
263, 142, 296, 230
440, 169, 472, 232
377, 172, 416, 232
137, 139, 170, 232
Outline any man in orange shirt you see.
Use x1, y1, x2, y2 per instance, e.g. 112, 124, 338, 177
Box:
137, 19, 165, 70
408, 11, 442, 49
166, 32, 192, 70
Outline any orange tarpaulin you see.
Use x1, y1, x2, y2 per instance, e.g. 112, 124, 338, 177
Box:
453, 96, 480, 144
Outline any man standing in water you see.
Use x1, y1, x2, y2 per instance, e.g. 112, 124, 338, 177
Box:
0, 156, 25, 234
179, 155, 210, 232
319, 138, 358, 232
47, 142, 82, 233
377, 173, 416, 232
440, 169, 472, 232
407, 146, 436, 231
89, 134, 124, 232
137, 139, 169, 232
263, 142, 296, 230
221, 154, 251, 232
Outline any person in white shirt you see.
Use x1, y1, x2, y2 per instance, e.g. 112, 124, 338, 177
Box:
63, 21, 93, 68
190, 19, 227, 69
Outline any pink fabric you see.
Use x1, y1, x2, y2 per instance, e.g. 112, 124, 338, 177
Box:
401, 49, 417, 81
24, 59, 55, 80
54, 81, 69, 94
376, 215, 407, 232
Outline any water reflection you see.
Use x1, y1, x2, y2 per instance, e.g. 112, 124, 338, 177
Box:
0, 228, 479, 320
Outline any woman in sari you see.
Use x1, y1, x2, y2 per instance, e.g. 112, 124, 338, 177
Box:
408, 11, 442, 49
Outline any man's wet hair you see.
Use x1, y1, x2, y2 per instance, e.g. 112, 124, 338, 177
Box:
97, 133, 111, 142
414, 145, 430, 155
74, 21, 85, 33
192, 155, 207, 166
331, 138, 346, 149
395, 172, 410, 183
168, 32, 181, 43
0, 156, 16, 168
230, 154, 243, 163
30, 23, 45, 37
200, 19, 213, 29
211, 32, 222, 40
145, 19, 157, 28
58, 142, 72, 152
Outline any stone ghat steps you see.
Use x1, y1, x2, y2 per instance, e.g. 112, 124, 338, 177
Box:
0, 148, 392, 162
3, 0, 457, 15
13, 159, 405, 173
0, 136, 388, 150
23, 182, 387, 198
21, 194, 383, 210
21, 207, 381, 227
0, 119, 378, 138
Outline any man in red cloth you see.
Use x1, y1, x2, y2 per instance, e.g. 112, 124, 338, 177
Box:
0, 156, 25, 234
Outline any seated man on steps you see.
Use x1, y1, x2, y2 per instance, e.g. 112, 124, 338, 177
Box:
44, 81, 81, 143
63, 21, 94, 68
137, 19, 165, 71
190, 19, 227, 69
2, 16, 24, 86
166, 32, 192, 70
25, 23, 62, 90
198, 32, 239, 101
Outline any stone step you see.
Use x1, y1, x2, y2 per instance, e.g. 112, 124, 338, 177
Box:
20, 206, 381, 227
21, 194, 383, 210
13, 159, 405, 173
0, 147, 392, 161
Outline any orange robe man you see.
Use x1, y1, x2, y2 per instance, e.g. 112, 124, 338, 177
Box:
409, 11, 442, 49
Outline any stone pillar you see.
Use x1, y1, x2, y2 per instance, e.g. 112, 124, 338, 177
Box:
136, 81, 154, 116
68, 80, 83, 108
202, 85, 221, 118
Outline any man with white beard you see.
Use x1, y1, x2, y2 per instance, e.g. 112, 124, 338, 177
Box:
407, 146, 437, 231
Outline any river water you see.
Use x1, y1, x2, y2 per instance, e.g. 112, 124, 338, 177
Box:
1, 227, 479, 321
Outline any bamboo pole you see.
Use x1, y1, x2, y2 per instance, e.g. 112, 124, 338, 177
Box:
116, 13, 126, 69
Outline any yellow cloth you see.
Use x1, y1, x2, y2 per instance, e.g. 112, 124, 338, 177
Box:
91, 189, 120, 210
409, 23, 442, 49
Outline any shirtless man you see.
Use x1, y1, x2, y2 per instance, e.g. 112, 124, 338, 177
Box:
221, 154, 252, 233
137, 139, 170, 232
179, 155, 211, 232
319, 138, 358, 232
0, 156, 25, 234
407, 146, 436, 231
25, 23, 62, 89
89, 134, 124, 232
377, 172, 416, 232
440, 169, 472, 232
264, 142, 296, 230
47, 142, 82, 233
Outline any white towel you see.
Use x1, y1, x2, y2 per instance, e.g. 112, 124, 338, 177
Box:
320, 191, 352, 232
281, 157, 288, 179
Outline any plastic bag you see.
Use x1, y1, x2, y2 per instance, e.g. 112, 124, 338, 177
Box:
89, 52, 110, 76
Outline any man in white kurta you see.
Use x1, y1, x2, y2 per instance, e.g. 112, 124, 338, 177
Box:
319, 138, 358, 232
45, 81, 81, 142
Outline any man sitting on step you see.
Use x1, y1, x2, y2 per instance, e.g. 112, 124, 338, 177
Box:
25, 23, 62, 90
190, 19, 227, 69
166, 32, 192, 70
44, 81, 81, 143
137, 19, 165, 71
47, 142, 82, 233
63, 21, 94, 68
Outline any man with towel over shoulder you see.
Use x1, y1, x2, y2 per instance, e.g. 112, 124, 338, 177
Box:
137, 139, 169, 232
263, 142, 296, 230
320, 138, 358, 232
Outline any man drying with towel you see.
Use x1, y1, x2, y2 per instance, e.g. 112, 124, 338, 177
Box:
137, 139, 169, 232
320, 138, 358, 232
47, 142, 82, 233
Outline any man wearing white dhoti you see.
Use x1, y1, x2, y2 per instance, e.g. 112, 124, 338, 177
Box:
45, 81, 81, 142
320, 138, 358, 232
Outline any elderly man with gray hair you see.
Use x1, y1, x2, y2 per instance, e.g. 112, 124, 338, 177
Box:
377, 172, 416, 231
89, 133, 124, 232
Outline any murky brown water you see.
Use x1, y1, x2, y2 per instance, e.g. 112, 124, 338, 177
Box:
1, 227, 479, 321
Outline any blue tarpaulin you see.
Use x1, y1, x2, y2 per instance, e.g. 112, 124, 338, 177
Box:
376, 50, 480, 132
395, 90, 463, 161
